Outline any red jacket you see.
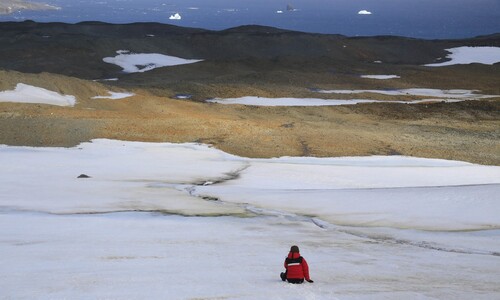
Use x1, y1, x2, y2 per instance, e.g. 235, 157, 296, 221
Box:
284, 252, 310, 281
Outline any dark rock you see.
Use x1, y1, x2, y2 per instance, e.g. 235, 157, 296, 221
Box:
77, 174, 91, 178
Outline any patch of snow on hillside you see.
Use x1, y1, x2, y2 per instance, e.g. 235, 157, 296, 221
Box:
316, 88, 498, 100
361, 75, 400, 79
103, 51, 202, 73
425, 46, 500, 66
0, 83, 76, 106
92, 91, 135, 100
207, 96, 462, 106
207, 97, 380, 106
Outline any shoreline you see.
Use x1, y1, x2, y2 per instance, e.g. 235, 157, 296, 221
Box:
0, 20, 499, 41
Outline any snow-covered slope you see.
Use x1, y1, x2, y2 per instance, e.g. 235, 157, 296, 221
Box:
0, 83, 76, 106
425, 46, 500, 66
103, 50, 203, 73
1, 139, 499, 299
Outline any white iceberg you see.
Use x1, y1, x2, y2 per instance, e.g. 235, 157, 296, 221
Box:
358, 10, 372, 15
425, 46, 500, 66
169, 12, 181, 20
103, 50, 203, 73
0, 83, 76, 106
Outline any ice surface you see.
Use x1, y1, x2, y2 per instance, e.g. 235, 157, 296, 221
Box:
425, 46, 500, 66
103, 50, 202, 73
0, 83, 76, 106
194, 156, 500, 231
1, 139, 499, 299
0, 139, 246, 215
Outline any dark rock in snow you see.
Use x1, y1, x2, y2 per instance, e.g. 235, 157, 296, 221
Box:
77, 174, 91, 178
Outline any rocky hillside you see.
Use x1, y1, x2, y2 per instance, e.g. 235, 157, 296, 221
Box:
0, 21, 499, 164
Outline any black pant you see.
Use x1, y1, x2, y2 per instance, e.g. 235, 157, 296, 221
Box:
287, 278, 304, 284
281, 272, 304, 284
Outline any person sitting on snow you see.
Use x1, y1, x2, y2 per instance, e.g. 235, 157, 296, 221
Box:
280, 245, 314, 284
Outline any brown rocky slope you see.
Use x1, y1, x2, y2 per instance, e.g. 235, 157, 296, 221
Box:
0, 22, 498, 165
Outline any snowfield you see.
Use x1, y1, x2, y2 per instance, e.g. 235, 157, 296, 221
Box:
360, 75, 400, 80
316, 88, 498, 100
207, 97, 386, 106
208, 88, 499, 107
0, 83, 76, 106
1, 139, 499, 299
92, 91, 135, 100
425, 46, 500, 66
103, 50, 203, 73
207, 96, 465, 106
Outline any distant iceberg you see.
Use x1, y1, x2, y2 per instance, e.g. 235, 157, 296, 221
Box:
358, 10, 372, 15
169, 13, 181, 20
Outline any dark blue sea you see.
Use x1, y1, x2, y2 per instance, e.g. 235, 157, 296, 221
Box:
1, 0, 499, 39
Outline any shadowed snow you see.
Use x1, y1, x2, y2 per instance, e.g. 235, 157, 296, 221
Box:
103, 51, 203, 73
